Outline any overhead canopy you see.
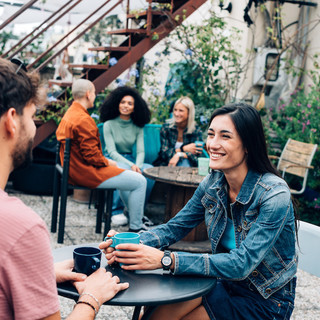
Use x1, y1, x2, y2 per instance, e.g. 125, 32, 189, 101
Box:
0, 0, 149, 26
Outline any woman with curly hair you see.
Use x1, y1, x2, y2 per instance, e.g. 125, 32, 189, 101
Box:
100, 86, 154, 227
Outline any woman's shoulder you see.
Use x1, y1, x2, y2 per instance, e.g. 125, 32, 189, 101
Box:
260, 172, 288, 186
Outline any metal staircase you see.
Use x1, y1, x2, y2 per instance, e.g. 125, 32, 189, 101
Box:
2, 0, 207, 94
1, 0, 206, 145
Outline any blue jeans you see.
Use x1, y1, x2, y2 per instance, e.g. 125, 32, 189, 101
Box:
97, 170, 146, 230
203, 278, 296, 320
111, 154, 155, 216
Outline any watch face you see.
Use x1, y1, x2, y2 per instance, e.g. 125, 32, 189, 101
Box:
162, 256, 172, 266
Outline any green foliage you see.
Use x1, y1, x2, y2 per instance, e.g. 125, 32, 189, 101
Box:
262, 74, 320, 225
36, 88, 73, 125
0, 31, 18, 55
141, 13, 243, 129
84, 15, 122, 47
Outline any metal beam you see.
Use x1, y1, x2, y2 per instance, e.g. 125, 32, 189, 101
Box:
2, 0, 76, 58
0, 0, 39, 30
93, 0, 207, 93
8, 0, 83, 60
32, 0, 123, 72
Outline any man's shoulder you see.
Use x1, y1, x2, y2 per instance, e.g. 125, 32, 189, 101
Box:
0, 192, 46, 242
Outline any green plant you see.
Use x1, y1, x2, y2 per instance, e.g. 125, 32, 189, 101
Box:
36, 88, 73, 125
140, 13, 243, 128
262, 70, 320, 225
84, 15, 122, 47
0, 31, 18, 55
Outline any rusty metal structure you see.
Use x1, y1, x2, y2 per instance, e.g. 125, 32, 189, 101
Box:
1, 0, 207, 144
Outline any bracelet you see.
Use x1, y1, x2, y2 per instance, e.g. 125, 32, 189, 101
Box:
75, 301, 98, 316
180, 144, 185, 151
80, 292, 101, 309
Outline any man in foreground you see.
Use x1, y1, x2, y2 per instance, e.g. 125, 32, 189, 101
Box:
0, 58, 128, 319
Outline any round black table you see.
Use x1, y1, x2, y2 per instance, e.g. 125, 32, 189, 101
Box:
53, 243, 216, 319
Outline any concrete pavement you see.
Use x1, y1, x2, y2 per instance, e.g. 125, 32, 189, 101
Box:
7, 188, 320, 319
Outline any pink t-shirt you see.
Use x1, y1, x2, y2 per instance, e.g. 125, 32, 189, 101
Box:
0, 189, 60, 319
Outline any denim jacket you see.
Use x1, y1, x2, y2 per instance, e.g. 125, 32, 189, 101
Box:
140, 169, 298, 299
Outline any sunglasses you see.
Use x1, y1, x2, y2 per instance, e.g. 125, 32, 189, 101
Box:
11, 58, 27, 74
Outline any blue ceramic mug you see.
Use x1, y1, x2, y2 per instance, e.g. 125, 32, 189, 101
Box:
195, 140, 209, 158
105, 232, 140, 266
105, 232, 140, 248
73, 246, 101, 276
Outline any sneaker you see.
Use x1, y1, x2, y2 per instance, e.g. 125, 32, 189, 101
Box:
128, 223, 151, 234
142, 215, 154, 227
111, 213, 128, 226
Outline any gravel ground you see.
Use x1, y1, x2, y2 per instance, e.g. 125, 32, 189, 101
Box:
7, 189, 320, 319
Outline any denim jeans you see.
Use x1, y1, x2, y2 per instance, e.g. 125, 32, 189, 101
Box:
203, 277, 296, 320
111, 154, 155, 215
97, 170, 146, 230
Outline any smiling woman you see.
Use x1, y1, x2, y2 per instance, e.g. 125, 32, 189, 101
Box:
153, 96, 204, 167
101, 102, 299, 320
99, 86, 155, 229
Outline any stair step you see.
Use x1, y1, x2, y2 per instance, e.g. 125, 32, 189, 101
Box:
48, 80, 72, 87
88, 46, 130, 52
127, 10, 165, 19
69, 64, 109, 70
106, 28, 147, 35
153, 0, 172, 3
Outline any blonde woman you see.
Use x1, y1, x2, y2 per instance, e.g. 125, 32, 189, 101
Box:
154, 96, 203, 167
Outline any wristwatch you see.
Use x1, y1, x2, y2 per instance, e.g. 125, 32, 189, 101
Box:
161, 250, 173, 270
176, 152, 184, 158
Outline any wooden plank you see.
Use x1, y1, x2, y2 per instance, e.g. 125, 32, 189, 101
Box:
88, 46, 130, 52
287, 140, 317, 154
32, 119, 57, 149
106, 29, 147, 35
127, 10, 164, 19
69, 64, 109, 70
48, 80, 72, 87
278, 159, 307, 177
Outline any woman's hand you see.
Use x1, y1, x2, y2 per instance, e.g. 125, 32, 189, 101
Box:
99, 230, 118, 265
111, 243, 164, 271
55, 259, 87, 283
131, 164, 142, 173
73, 268, 129, 305
183, 143, 202, 155
168, 154, 180, 167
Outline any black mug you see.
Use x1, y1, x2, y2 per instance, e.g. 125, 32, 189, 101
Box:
73, 246, 101, 276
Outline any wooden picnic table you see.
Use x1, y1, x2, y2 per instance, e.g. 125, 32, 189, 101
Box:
144, 166, 210, 252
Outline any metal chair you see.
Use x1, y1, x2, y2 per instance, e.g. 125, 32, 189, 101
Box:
269, 138, 318, 195
51, 138, 114, 243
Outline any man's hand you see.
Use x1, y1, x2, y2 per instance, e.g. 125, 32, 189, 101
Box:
55, 259, 87, 283
74, 268, 129, 305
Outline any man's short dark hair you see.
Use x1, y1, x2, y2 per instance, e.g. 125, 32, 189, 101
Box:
0, 58, 41, 117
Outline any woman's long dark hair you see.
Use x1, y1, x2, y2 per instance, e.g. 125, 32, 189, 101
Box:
210, 103, 299, 236
210, 102, 279, 176
99, 86, 151, 127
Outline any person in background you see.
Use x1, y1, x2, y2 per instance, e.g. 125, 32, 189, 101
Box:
56, 79, 148, 233
153, 96, 203, 167
0, 58, 128, 320
101, 103, 298, 320
99, 86, 154, 227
